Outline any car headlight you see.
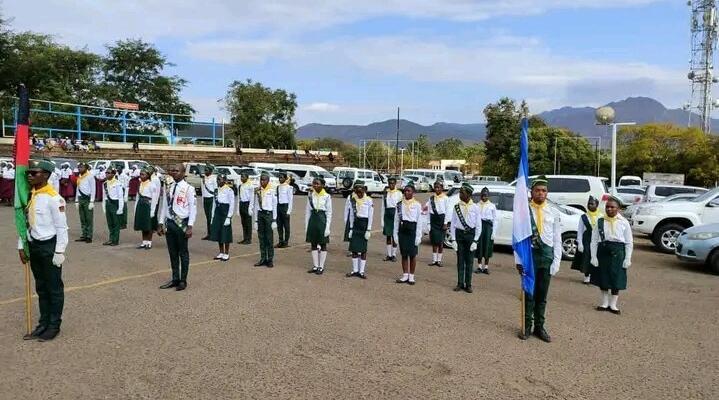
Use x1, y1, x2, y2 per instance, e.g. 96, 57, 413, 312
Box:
687, 232, 719, 240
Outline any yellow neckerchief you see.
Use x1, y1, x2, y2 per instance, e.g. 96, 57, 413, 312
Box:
241, 181, 252, 190
77, 171, 91, 186
401, 197, 417, 212
432, 192, 446, 199
28, 184, 59, 227
530, 200, 546, 233
139, 178, 151, 193
313, 188, 327, 198
260, 183, 272, 196
587, 210, 601, 227
604, 215, 618, 236
459, 198, 474, 216
479, 198, 492, 210
106, 177, 119, 187
354, 193, 370, 208
279, 181, 290, 186
387, 188, 400, 195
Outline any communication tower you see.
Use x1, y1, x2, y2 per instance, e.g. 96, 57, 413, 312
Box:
687, 0, 719, 134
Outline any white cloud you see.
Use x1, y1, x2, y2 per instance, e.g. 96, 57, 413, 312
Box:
303, 102, 340, 112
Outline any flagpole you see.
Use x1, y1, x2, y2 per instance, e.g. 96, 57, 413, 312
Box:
24, 262, 32, 335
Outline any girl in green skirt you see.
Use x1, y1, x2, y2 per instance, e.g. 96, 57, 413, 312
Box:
590, 197, 633, 314
134, 168, 160, 249
103, 168, 125, 246
345, 181, 374, 279
381, 177, 403, 262
393, 182, 423, 285
210, 174, 235, 261
305, 178, 333, 275
425, 180, 449, 267
571, 196, 601, 284
475, 187, 498, 274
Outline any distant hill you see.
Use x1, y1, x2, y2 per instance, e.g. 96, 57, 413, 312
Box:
296, 97, 716, 145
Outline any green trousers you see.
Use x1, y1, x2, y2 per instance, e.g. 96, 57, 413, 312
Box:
29, 237, 64, 329
240, 201, 252, 243
524, 251, 552, 330
203, 197, 214, 237
455, 229, 476, 288
106, 199, 121, 244
258, 210, 274, 262
78, 195, 93, 239
277, 203, 290, 245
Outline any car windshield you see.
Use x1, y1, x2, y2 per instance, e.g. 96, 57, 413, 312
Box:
336, 170, 354, 179
237, 168, 257, 176
318, 171, 334, 178
689, 187, 719, 202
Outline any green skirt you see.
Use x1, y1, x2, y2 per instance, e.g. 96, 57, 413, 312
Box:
134, 196, 153, 232
571, 229, 592, 274
383, 208, 396, 237
349, 217, 369, 254
476, 220, 494, 259
429, 213, 446, 246
343, 215, 351, 242
306, 210, 328, 245
590, 241, 627, 290
107, 199, 127, 231
210, 203, 233, 243
398, 221, 418, 258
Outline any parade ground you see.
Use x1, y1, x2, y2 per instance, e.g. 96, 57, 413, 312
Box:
0, 195, 716, 400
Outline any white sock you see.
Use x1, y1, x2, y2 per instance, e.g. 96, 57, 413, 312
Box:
437, 253, 443, 262
601, 290, 610, 308
392, 246, 398, 257
432, 253, 437, 263
352, 258, 359, 273
399, 273, 409, 281
311, 250, 319, 268
479, 262, 484, 270
584, 275, 591, 283
386, 245, 393, 257
408, 274, 415, 283
359, 259, 367, 274
610, 294, 619, 310
319, 251, 327, 269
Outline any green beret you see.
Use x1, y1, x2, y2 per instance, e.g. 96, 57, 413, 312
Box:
141, 166, 154, 175
29, 159, 56, 173
531, 175, 549, 188
240, 172, 249, 179
460, 183, 474, 194
216, 173, 228, 181
260, 172, 270, 179
388, 176, 397, 183
606, 195, 623, 205
480, 187, 489, 195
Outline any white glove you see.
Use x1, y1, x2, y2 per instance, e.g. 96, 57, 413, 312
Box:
324, 227, 331, 237
271, 222, 277, 229
150, 212, 155, 218
470, 242, 477, 252
623, 260, 631, 269
348, 230, 353, 239
550, 261, 560, 276
577, 243, 584, 253
591, 257, 599, 267
393, 235, 399, 244
74, 201, 79, 210
52, 253, 65, 267
415, 237, 421, 246
364, 231, 371, 240
116, 208, 123, 215
224, 218, 231, 227
254, 222, 258, 231
490, 233, 495, 241
451, 241, 458, 251
88, 202, 94, 210
102, 202, 106, 214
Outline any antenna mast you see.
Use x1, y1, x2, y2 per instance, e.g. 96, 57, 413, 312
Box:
688, 0, 719, 134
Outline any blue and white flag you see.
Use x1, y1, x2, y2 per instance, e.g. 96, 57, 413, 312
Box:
512, 118, 535, 296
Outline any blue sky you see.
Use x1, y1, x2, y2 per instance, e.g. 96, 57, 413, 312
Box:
6, 1, 691, 125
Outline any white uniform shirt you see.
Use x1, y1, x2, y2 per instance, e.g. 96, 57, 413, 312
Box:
118, 171, 131, 201
49, 170, 60, 193
60, 167, 72, 179
104, 178, 125, 213
130, 168, 141, 178
74, 171, 96, 202
254, 184, 278, 221
450, 200, 482, 242
277, 183, 294, 214
18, 185, 69, 253
201, 174, 218, 198
381, 188, 403, 228
346, 194, 374, 231
425, 193, 451, 224
213, 184, 235, 224
237, 181, 256, 215
2, 166, 14, 179
160, 179, 197, 226
478, 200, 499, 237
529, 202, 563, 273
590, 216, 634, 268
393, 198, 424, 245
136, 179, 160, 218
304, 190, 333, 233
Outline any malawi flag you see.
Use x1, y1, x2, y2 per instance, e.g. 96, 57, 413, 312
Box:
14, 84, 31, 257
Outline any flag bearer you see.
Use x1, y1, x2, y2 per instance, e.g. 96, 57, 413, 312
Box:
450, 183, 482, 293
103, 168, 125, 246
19, 159, 69, 341
236, 173, 255, 244
516, 176, 562, 342
276, 171, 294, 248
134, 168, 160, 249
426, 180, 449, 267
74, 162, 95, 243
590, 196, 633, 314
254, 173, 278, 268
200, 164, 218, 240
393, 181, 423, 285
345, 181, 373, 279
381, 177, 403, 262
475, 187, 498, 274
305, 177, 332, 274
210, 174, 235, 261
571, 196, 601, 284
157, 163, 197, 291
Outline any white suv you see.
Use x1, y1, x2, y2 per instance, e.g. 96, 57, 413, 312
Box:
333, 167, 387, 196
642, 184, 708, 203
631, 187, 719, 253
510, 175, 608, 211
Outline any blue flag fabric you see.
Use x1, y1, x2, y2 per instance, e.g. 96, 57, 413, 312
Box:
512, 118, 535, 296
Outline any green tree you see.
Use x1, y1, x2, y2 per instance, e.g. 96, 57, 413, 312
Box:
224, 79, 297, 149
434, 137, 465, 160
464, 143, 486, 175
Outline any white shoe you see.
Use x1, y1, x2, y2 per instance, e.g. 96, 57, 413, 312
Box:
214, 253, 223, 260
221, 254, 230, 261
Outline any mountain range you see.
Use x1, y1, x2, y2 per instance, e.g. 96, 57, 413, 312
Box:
296, 97, 718, 145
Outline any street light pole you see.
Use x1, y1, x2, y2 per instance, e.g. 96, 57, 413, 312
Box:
595, 106, 635, 195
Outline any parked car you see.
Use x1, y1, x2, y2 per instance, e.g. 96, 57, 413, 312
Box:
275, 164, 337, 193
441, 185, 581, 260
675, 223, 719, 274
624, 192, 703, 218
403, 174, 432, 192
618, 175, 643, 187
631, 187, 719, 253
402, 169, 448, 188
510, 175, 608, 212
183, 162, 209, 195
642, 184, 708, 203
234, 166, 280, 187
616, 186, 646, 205
332, 167, 387, 197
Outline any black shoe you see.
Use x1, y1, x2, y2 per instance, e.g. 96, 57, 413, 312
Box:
201, 236, 210, 240
38, 327, 60, 342
474, 268, 482, 274
464, 286, 473, 293
596, 306, 610, 312
391, 256, 398, 262
159, 280, 179, 289
428, 261, 437, 266
315, 268, 324, 275
309, 267, 319, 273
75, 237, 87, 242
266, 262, 274, 268
254, 260, 267, 267
453, 286, 463, 292
408, 280, 416, 286
533, 327, 552, 343
359, 273, 367, 279
346, 272, 359, 278
109, 242, 118, 246
609, 308, 621, 315
176, 281, 187, 291
137, 244, 147, 249
436, 262, 443, 268
396, 278, 409, 284
482, 269, 490, 275
383, 256, 393, 262
242, 240, 252, 245
518, 328, 532, 340
23, 325, 47, 340
102, 241, 113, 246
85, 239, 93, 244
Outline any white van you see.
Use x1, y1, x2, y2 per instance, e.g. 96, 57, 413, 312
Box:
402, 169, 446, 187
275, 163, 337, 193
510, 175, 608, 211
332, 167, 387, 196
248, 162, 278, 170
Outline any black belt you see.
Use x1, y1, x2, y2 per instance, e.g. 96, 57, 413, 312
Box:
139, 195, 151, 201
259, 210, 272, 214
29, 235, 57, 245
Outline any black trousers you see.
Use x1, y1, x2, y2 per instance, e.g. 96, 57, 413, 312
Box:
240, 201, 252, 242
165, 220, 190, 282
29, 237, 64, 329
277, 203, 290, 244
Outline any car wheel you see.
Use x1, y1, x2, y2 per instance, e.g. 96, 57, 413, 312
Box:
708, 250, 719, 275
443, 232, 454, 251
561, 232, 578, 261
342, 177, 353, 190
653, 223, 686, 254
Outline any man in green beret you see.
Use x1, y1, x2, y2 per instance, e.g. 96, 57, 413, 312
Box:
200, 164, 218, 240
74, 162, 96, 243
254, 173, 278, 267
450, 183, 482, 293
19, 159, 69, 341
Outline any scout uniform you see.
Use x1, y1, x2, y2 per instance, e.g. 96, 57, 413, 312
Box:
93, 166, 105, 202
382, 185, 403, 261
346, 182, 374, 278
590, 211, 633, 314
305, 185, 333, 274
571, 199, 602, 284
450, 184, 482, 292
134, 170, 160, 248
159, 176, 197, 290
237, 178, 255, 244
21, 159, 69, 341
254, 179, 278, 267
425, 189, 450, 266
201, 166, 218, 240
103, 173, 125, 246
0, 161, 15, 204
74, 164, 96, 242
210, 179, 235, 260
150, 167, 162, 229
128, 165, 141, 200
118, 168, 130, 229
393, 186, 423, 284
276, 180, 294, 247
476, 188, 499, 274
50, 167, 61, 194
